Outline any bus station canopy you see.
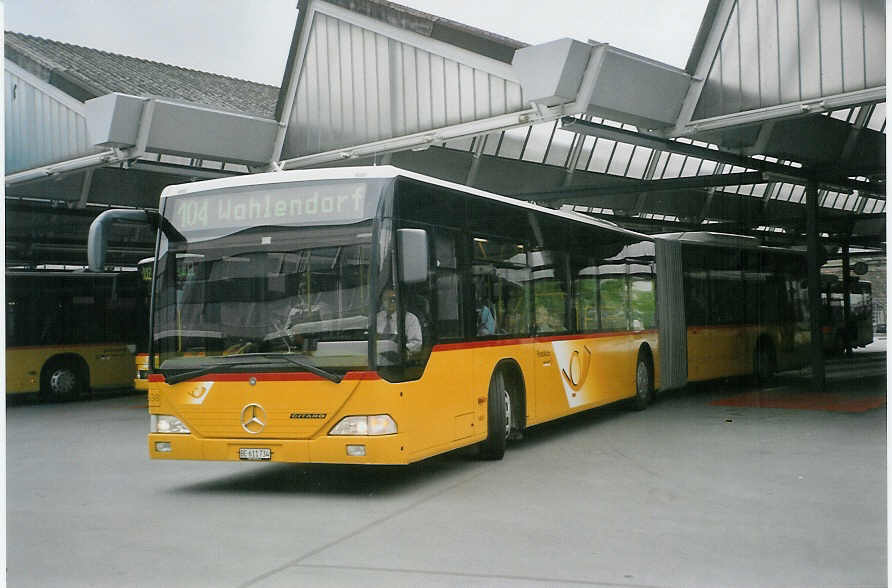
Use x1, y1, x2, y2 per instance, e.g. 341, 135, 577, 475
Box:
4, 0, 885, 268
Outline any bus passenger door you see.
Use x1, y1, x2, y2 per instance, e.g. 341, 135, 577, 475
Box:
407, 228, 476, 455
534, 339, 569, 419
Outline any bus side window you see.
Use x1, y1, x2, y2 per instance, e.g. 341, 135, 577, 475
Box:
629, 266, 656, 330
572, 259, 599, 333
472, 238, 531, 337
683, 247, 709, 326
433, 229, 462, 340
742, 251, 762, 325
707, 249, 743, 326
598, 263, 628, 331
531, 250, 569, 334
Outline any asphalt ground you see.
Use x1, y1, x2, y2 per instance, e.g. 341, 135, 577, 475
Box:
6, 340, 886, 587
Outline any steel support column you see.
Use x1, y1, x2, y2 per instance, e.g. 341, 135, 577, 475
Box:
805, 179, 825, 390
841, 244, 852, 357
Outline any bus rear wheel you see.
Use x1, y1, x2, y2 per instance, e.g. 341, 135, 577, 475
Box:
41, 360, 84, 402
478, 370, 513, 460
753, 341, 776, 386
632, 350, 654, 411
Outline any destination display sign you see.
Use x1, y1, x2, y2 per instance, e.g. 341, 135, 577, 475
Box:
167, 181, 379, 233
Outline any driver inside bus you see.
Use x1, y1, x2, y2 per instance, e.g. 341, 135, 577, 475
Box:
376, 288, 422, 354
287, 279, 332, 327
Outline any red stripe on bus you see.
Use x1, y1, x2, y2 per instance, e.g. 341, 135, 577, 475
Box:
688, 324, 762, 332
148, 371, 379, 383
7, 342, 130, 351
433, 330, 657, 352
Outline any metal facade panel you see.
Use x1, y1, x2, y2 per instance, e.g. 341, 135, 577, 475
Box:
799, 0, 824, 101
863, 0, 886, 87
4, 61, 98, 173
777, 0, 801, 103
693, 0, 885, 120
282, 8, 524, 159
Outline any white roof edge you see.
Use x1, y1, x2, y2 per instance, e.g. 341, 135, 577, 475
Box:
161, 165, 653, 240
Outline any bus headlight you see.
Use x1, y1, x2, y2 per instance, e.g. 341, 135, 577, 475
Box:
150, 414, 191, 434
329, 415, 397, 436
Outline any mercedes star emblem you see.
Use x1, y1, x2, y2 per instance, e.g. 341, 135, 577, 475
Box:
240, 403, 266, 434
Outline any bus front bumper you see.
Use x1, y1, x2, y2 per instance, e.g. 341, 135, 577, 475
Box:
148, 433, 409, 465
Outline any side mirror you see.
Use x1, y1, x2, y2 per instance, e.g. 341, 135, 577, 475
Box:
398, 228, 429, 284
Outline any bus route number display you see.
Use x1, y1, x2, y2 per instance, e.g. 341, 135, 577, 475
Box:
170, 182, 369, 231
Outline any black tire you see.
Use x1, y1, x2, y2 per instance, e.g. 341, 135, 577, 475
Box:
632, 349, 654, 411
478, 370, 512, 460
753, 340, 776, 386
41, 359, 84, 402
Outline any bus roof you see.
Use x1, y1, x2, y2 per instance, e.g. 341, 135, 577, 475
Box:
5, 269, 127, 277
159, 165, 651, 242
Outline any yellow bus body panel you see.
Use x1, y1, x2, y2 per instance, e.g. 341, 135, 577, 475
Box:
148, 331, 658, 465
134, 353, 151, 391
6, 344, 135, 395
686, 324, 810, 382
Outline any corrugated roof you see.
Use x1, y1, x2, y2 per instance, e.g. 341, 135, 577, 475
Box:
321, 0, 527, 63
5, 31, 279, 119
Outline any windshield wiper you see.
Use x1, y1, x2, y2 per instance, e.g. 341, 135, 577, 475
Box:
163, 353, 343, 385
238, 353, 343, 383
163, 360, 264, 385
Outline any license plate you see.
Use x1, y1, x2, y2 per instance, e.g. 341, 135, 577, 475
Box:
239, 448, 271, 461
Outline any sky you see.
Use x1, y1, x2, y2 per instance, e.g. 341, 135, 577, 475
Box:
4, 0, 708, 87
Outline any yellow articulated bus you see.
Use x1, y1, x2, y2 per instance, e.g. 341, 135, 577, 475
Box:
88, 167, 809, 464
5, 270, 146, 401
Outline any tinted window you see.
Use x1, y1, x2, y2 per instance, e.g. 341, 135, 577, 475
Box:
473, 237, 531, 337
531, 250, 570, 335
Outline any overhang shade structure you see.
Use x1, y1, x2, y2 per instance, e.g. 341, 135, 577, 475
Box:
4, 31, 282, 267
5, 60, 103, 174
272, 0, 883, 251
276, 0, 533, 168
4, 0, 886, 266
681, 0, 885, 135
85, 93, 280, 166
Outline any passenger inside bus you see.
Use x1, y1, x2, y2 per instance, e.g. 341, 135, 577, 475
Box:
536, 304, 564, 333
287, 278, 333, 326
476, 290, 496, 336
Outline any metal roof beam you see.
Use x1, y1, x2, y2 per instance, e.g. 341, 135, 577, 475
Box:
676, 87, 887, 136
512, 171, 764, 203
561, 116, 886, 199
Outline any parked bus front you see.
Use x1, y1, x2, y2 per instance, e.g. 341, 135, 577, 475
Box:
146, 171, 419, 463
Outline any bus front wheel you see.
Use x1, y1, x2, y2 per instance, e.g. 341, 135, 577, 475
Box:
41, 359, 84, 402
478, 370, 513, 460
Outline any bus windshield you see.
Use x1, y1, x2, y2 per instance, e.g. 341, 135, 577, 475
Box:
151, 178, 393, 376
153, 222, 375, 373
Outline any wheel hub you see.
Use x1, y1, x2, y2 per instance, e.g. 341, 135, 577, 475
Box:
503, 388, 512, 439
636, 361, 648, 399
50, 369, 76, 395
